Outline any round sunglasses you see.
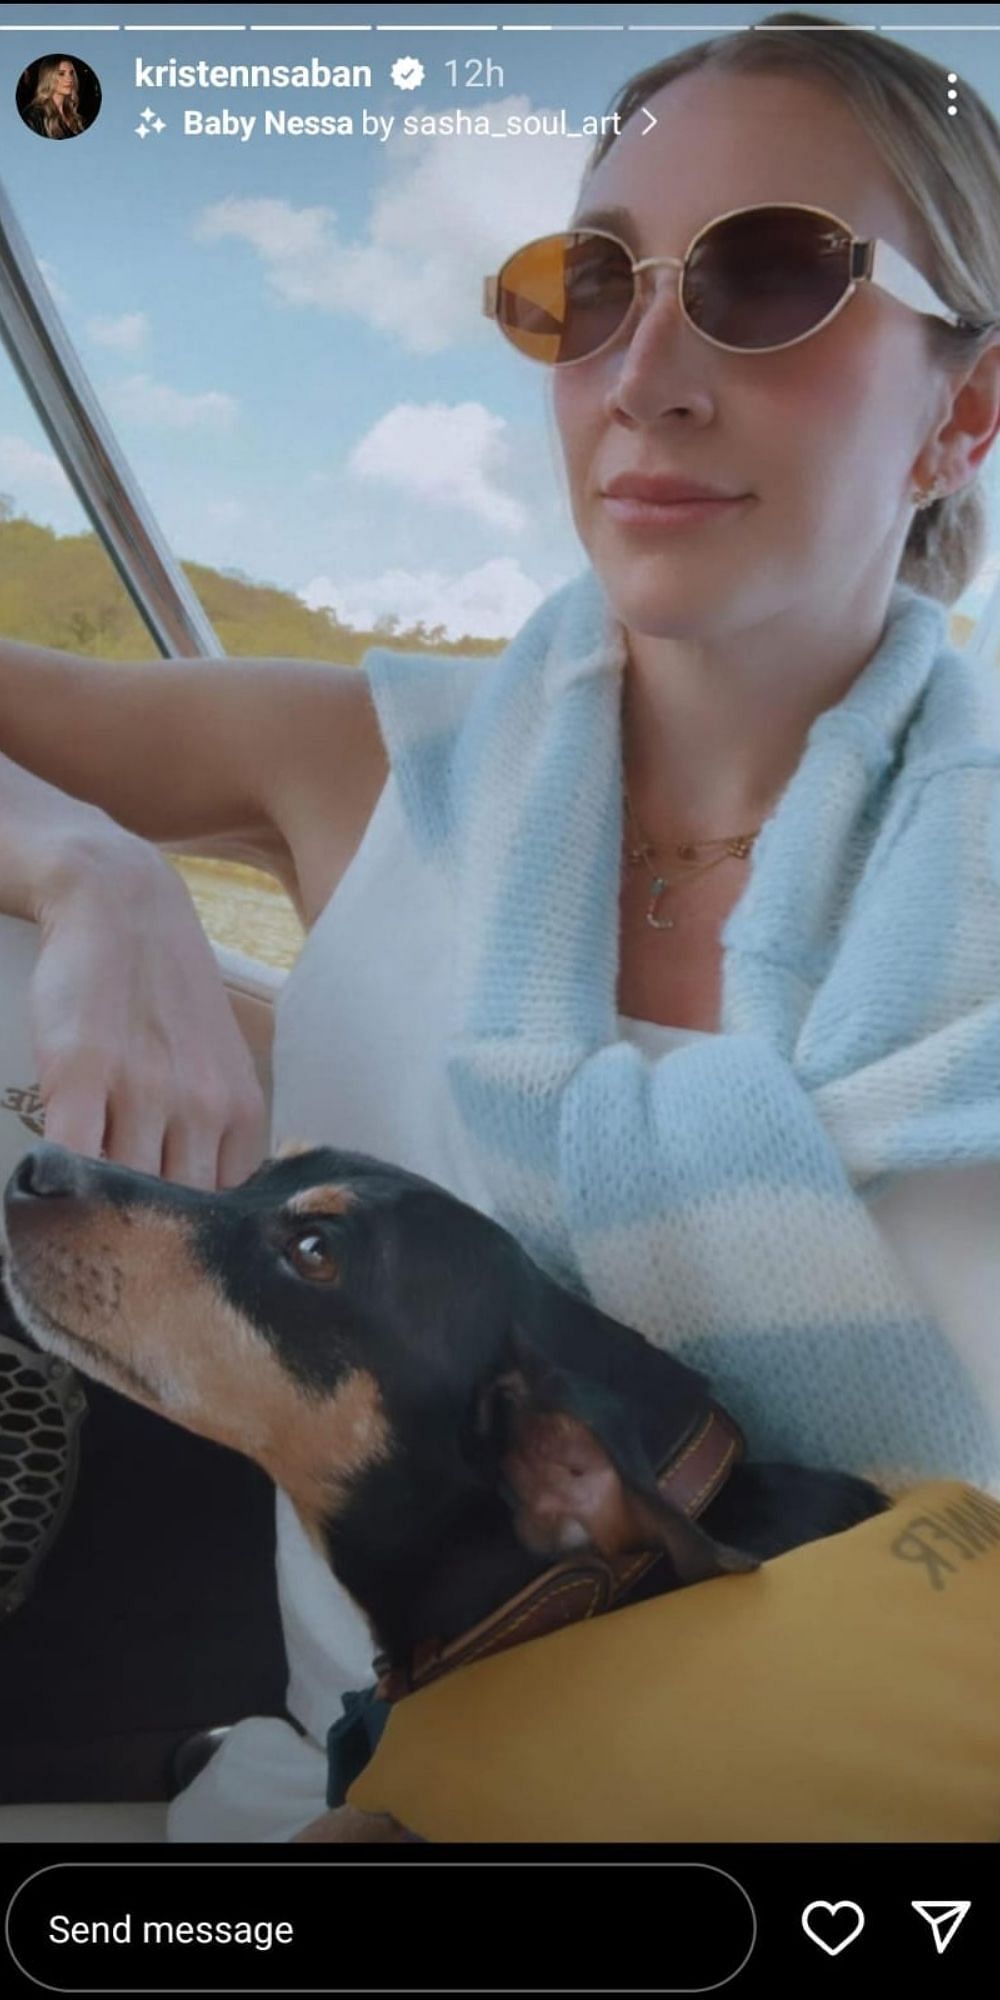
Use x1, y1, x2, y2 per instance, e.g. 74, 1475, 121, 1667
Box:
482, 203, 986, 363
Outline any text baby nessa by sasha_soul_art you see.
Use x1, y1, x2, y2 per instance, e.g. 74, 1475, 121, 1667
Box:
183, 108, 621, 142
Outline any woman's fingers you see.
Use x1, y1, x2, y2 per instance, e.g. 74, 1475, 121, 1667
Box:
39, 1079, 108, 1163
216, 1101, 269, 1190
102, 1096, 171, 1180
29, 844, 272, 1192
160, 1120, 222, 1193
40, 1090, 267, 1191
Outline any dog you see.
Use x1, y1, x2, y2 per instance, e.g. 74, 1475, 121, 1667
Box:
1, 1140, 887, 1842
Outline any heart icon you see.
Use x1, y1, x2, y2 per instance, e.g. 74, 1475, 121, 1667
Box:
801, 1901, 865, 1956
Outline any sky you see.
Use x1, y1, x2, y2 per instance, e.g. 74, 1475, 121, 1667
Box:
0, 0, 998, 642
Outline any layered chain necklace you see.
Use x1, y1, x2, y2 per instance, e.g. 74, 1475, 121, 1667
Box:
622, 775, 763, 932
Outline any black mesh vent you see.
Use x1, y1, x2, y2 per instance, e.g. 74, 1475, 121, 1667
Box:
0, 1280, 87, 1618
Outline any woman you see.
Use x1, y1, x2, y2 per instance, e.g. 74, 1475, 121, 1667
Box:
1, 12, 1000, 1841
21, 57, 85, 140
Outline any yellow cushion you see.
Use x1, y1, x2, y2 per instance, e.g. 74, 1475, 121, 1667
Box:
349, 1481, 1000, 1842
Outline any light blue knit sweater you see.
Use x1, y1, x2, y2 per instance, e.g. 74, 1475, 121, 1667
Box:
363, 570, 1000, 1493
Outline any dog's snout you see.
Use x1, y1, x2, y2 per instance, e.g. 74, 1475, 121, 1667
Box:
9, 1144, 88, 1201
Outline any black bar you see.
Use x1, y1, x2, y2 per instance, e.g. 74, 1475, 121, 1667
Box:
1, 1846, 994, 1995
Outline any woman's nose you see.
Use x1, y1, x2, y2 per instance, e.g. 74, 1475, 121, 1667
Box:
607, 266, 699, 414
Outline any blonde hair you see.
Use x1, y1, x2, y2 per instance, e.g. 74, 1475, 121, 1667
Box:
29, 58, 83, 138
583, 8, 1000, 606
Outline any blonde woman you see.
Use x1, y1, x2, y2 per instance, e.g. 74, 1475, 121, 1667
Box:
1, 10, 1000, 1842
22, 57, 85, 140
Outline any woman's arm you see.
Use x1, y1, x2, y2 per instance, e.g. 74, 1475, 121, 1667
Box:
0, 638, 388, 925
0, 749, 267, 1184
0, 639, 389, 1180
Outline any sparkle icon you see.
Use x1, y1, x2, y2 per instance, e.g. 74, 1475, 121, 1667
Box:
911, 1901, 971, 1955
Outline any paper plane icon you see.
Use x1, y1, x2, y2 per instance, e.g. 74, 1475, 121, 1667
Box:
911, 1901, 971, 1954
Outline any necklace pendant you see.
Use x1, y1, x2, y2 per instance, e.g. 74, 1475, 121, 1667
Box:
646, 876, 675, 931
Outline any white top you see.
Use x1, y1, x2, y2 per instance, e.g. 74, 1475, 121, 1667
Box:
167, 771, 1000, 1842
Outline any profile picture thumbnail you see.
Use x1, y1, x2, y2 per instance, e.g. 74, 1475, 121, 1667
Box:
16, 53, 102, 141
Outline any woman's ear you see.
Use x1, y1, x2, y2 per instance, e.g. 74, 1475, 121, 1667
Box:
473, 1338, 758, 1587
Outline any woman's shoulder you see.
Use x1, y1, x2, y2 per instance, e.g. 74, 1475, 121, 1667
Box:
359, 573, 595, 755
358, 573, 601, 865
890, 645, 1000, 893
865, 627, 1000, 890
910, 625, 1000, 775
359, 641, 503, 863
361, 641, 498, 746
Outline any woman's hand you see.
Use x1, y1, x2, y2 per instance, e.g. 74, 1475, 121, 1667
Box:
31, 827, 267, 1189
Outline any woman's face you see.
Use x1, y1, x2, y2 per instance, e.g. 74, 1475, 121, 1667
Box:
552, 69, 953, 638
52, 60, 76, 99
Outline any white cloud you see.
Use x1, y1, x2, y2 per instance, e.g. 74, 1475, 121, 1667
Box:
300, 557, 553, 643
0, 433, 73, 494
0, 433, 81, 533
193, 94, 588, 354
348, 402, 525, 532
86, 311, 150, 354
108, 372, 238, 430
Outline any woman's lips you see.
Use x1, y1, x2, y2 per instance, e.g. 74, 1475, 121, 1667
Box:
601, 494, 751, 529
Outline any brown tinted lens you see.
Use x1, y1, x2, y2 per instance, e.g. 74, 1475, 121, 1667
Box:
684, 207, 852, 349
495, 232, 635, 363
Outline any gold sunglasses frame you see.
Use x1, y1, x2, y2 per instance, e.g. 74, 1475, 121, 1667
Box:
482, 202, 982, 363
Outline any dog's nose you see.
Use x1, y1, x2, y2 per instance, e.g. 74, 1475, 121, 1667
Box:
8, 1144, 89, 1201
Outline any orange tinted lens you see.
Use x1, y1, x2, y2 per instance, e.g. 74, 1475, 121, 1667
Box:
495, 233, 635, 363
683, 208, 851, 349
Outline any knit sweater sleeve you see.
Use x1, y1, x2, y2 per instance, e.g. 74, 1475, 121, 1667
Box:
545, 1029, 999, 1492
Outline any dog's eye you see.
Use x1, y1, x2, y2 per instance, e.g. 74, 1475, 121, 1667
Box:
286, 1232, 339, 1283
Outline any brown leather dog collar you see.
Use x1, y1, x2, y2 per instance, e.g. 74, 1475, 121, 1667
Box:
373, 1401, 744, 1704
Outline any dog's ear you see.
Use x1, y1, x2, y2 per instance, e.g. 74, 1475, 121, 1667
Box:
473, 1337, 758, 1587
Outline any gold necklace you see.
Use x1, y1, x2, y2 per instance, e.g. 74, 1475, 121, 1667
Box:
623, 777, 762, 932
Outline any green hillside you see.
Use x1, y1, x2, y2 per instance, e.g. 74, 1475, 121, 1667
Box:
0, 505, 507, 664
0, 502, 983, 661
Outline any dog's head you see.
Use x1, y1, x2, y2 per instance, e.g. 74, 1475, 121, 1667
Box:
2, 1142, 755, 1645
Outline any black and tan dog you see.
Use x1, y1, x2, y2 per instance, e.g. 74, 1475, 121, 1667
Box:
1, 1140, 886, 1841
